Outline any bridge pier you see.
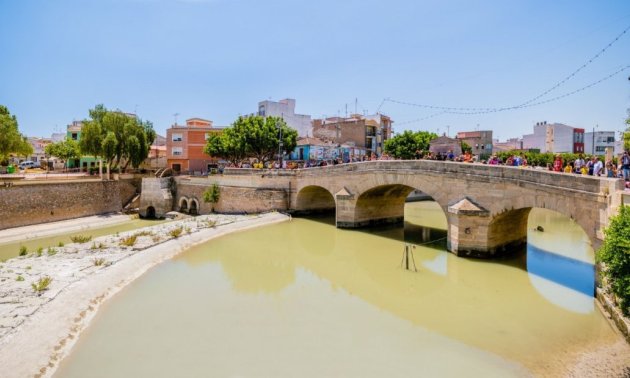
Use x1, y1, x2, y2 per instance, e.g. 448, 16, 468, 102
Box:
446, 198, 530, 258
335, 187, 406, 228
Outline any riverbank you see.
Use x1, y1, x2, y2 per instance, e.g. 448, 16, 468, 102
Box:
0, 213, 131, 245
0, 212, 289, 378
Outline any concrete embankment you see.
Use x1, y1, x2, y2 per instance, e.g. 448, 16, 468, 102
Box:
0, 212, 289, 378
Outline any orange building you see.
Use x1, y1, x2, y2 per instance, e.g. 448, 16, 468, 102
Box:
166, 118, 223, 173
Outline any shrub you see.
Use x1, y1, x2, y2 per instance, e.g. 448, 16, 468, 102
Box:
597, 205, 630, 315
120, 235, 137, 247
19, 246, 27, 256
203, 183, 221, 212
36, 247, 43, 257
16, 275, 24, 282
93, 258, 107, 266
58, 241, 64, 247
70, 235, 92, 243
47, 248, 57, 256
133, 230, 154, 237
169, 226, 183, 238
152, 235, 162, 243
31, 276, 52, 293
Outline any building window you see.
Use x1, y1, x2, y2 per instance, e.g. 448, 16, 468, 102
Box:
205, 133, 211, 141
172, 133, 183, 142
258, 105, 265, 116
607, 136, 615, 143
595, 146, 606, 152
172, 164, 181, 172
71, 133, 78, 140
172, 147, 183, 156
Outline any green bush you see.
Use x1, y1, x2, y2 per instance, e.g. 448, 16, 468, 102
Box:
597, 205, 630, 315
70, 235, 92, 243
31, 276, 52, 293
120, 235, 137, 247
169, 226, 183, 238
19, 246, 27, 256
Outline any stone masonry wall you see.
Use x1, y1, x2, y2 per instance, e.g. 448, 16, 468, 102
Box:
176, 183, 288, 215
0, 181, 122, 230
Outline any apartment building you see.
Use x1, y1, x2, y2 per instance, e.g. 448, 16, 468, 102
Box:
311, 114, 393, 157
258, 98, 312, 137
166, 118, 223, 173
522, 121, 585, 153
456, 130, 493, 157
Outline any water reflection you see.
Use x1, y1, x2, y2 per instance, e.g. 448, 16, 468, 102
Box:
526, 244, 595, 297
55, 203, 615, 378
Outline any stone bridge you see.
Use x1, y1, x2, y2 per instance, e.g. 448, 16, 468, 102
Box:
140, 161, 624, 258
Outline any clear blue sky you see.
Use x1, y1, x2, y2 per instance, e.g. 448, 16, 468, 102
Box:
1, 0, 629, 141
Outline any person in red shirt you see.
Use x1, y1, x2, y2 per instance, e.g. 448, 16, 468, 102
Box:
553, 154, 563, 172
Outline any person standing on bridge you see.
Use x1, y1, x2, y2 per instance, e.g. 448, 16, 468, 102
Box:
621, 151, 630, 182
592, 156, 604, 176
574, 154, 585, 174
553, 154, 563, 172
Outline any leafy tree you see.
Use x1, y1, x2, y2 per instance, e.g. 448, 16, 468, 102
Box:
0, 105, 33, 164
203, 183, 221, 212
205, 115, 297, 164
383, 130, 438, 159
45, 139, 80, 171
460, 141, 472, 154
79, 104, 155, 175
597, 205, 630, 315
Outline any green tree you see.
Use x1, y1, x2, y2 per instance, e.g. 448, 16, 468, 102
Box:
79, 104, 156, 174
205, 115, 297, 165
383, 130, 438, 159
460, 141, 472, 154
202, 183, 221, 212
45, 139, 80, 171
0, 105, 33, 164
597, 205, 630, 315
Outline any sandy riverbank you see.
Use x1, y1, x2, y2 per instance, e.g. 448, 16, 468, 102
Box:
0, 212, 289, 378
0, 213, 132, 245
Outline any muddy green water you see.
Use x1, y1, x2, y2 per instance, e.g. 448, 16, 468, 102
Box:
55, 203, 617, 377
0, 218, 169, 261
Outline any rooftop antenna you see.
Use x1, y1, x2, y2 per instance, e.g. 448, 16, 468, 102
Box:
173, 113, 180, 126
355, 98, 358, 114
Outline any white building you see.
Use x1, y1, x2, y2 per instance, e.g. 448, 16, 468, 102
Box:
257, 98, 312, 137
522, 122, 578, 153
584, 131, 617, 155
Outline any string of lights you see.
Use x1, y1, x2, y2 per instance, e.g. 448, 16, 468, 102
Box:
395, 64, 630, 124
516, 24, 630, 107
381, 24, 630, 117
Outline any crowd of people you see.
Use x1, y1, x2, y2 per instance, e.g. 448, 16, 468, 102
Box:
221, 149, 630, 188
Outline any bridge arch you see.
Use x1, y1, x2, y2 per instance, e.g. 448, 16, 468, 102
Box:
189, 198, 199, 215
294, 185, 335, 214
178, 197, 189, 213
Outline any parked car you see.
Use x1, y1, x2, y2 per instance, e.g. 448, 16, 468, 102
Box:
19, 161, 41, 170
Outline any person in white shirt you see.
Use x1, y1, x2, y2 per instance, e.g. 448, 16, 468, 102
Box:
592, 156, 604, 176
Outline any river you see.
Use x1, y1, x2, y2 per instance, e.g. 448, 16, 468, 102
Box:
54, 202, 618, 377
